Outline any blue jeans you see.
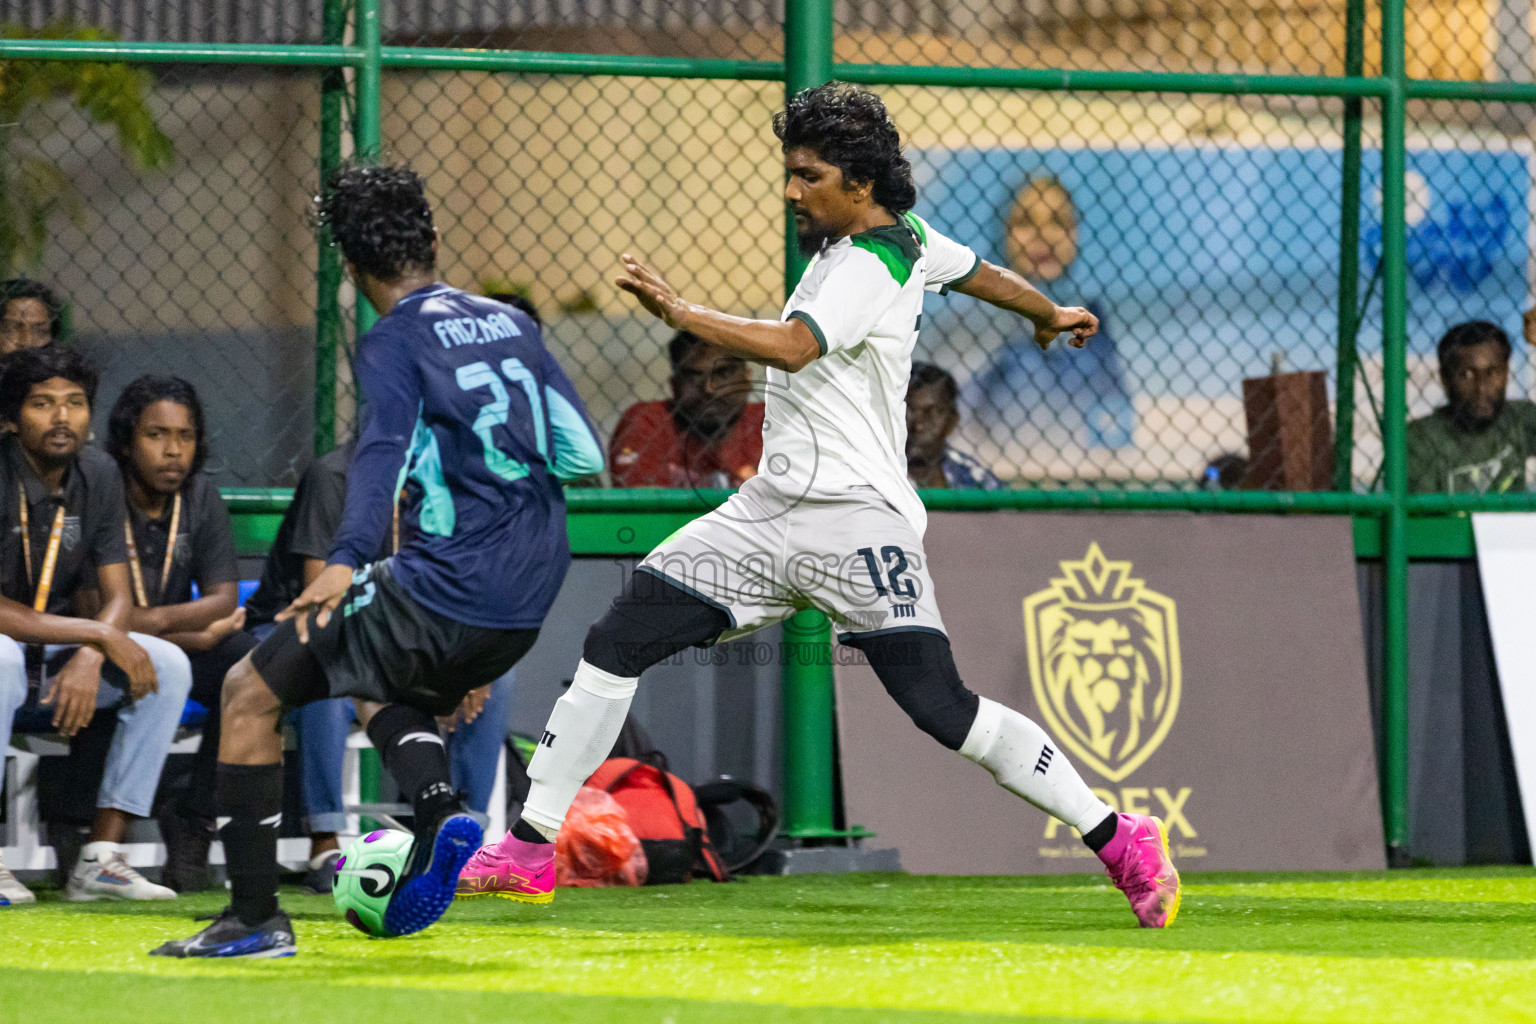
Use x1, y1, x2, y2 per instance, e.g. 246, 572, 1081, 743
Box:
0, 632, 193, 818
292, 670, 516, 832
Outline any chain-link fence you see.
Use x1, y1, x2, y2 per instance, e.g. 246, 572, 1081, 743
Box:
0, 0, 1528, 499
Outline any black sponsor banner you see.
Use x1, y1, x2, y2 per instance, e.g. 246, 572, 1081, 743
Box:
835, 512, 1385, 874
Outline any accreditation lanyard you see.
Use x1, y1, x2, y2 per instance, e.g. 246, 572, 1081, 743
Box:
124, 492, 181, 609
19, 492, 66, 613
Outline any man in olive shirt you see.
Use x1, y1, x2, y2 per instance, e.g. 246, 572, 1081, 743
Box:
0, 348, 191, 905
1407, 320, 1536, 494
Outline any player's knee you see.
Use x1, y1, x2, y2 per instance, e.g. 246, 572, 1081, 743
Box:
849, 629, 980, 751
221, 655, 280, 725
898, 688, 980, 751
581, 615, 645, 677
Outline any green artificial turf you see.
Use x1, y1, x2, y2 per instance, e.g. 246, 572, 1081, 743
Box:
3, 869, 1535, 1023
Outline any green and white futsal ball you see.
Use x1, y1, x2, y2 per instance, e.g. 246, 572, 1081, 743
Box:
333, 828, 414, 937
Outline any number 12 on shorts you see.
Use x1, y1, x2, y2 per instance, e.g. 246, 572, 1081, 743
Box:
455, 358, 548, 482
858, 546, 916, 599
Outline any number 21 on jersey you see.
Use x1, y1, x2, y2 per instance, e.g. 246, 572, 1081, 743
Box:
455, 359, 549, 481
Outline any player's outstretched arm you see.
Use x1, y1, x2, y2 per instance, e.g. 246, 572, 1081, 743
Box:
617, 253, 820, 372
953, 260, 1098, 351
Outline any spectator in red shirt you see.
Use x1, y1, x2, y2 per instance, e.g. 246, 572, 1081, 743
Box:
610, 330, 763, 488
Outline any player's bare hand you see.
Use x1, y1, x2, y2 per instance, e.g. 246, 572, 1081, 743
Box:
440, 684, 490, 732
98, 628, 157, 699
278, 563, 355, 639
616, 253, 690, 328
1033, 305, 1099, 350
43, 648, 105, 736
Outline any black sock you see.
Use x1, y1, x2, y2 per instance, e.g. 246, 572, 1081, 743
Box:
216, 762, 283, 927
511, 819, 550, 845
366, 704, 461, 828
1081, 810, 1120, 854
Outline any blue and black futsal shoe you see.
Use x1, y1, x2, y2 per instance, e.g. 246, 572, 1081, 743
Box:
381, 812, 483, 938
150, 907, 296, 959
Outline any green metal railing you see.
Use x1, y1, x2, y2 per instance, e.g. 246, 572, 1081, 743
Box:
7, 0, 1512, 860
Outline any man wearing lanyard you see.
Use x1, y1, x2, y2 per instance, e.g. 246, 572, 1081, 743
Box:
242, 440, 514, 896
0, 347, 192, 906
103, 375, 251, 893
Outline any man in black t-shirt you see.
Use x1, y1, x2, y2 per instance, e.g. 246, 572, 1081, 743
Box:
101, 375, 253, 892
0, 348, 192, 906
243, 443, 352, 631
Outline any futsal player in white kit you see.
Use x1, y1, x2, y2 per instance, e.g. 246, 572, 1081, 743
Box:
457, 82, 1181, 927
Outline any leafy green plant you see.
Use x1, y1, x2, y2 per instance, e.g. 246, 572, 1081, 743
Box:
0, 23, 173, 277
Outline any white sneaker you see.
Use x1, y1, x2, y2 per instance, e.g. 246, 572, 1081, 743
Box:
0, 853, 35, 906
66, 842, 176, 901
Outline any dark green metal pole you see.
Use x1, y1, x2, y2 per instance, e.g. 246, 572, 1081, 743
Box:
1380, 0, 1410, 859
1332, 0, 1365, 492
779, 0, 836, 841
314, 0, 346, 455
354, 0, 382, 338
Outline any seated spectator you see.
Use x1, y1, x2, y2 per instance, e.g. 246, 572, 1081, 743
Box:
0, 347, 190, 905
242, 441, 512, 894
610, 330, 763, 489
905, 362, 1001, 490
0, 279, 62, 355
103, 375, 253, 892
1407, 320, 1536, 493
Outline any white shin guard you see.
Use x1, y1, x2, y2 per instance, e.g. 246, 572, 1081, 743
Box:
521, 660, 638, 839
959, 697, 1113, 835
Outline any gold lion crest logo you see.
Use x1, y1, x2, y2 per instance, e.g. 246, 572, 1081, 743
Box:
1023, 543, 1181, 782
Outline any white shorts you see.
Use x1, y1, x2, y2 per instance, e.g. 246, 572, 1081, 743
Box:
639, 476, 947, 644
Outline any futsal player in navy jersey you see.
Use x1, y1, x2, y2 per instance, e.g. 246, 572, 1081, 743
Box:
153, 162, 603, 958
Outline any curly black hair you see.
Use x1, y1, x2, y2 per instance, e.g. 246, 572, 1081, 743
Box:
315, 161, 436, 282
0, 345, 97, 425
106, 374, 209, 477
773, 82, 916, 215
0, 278, 63, 340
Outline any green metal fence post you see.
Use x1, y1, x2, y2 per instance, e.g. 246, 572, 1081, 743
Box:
1380, 0, 1411, 860
354, 0, 382, 338
1332, 0, 1365, 491
779, 0, 837, 841
314, 0, 346, 456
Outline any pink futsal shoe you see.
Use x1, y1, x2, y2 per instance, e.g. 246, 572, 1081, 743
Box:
455, 834, 555, 904
1097, 813, 1182, 928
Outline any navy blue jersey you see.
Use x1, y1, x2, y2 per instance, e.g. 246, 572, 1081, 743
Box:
329, 284, 603, 629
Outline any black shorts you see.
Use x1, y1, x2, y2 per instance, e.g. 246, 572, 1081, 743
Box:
250, 559, 538, 717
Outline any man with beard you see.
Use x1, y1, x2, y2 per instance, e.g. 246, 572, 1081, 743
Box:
459, 83, 1182, 930
0, 347, 191, 906
609, 330, 763, 489
1407, 320, 1536, 493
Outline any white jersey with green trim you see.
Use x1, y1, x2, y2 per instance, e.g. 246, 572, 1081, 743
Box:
763, 211, 980, 537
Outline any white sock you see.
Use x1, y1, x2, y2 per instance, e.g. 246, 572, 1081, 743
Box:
520, 659, 638, 839
959, 697, 1113, 834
